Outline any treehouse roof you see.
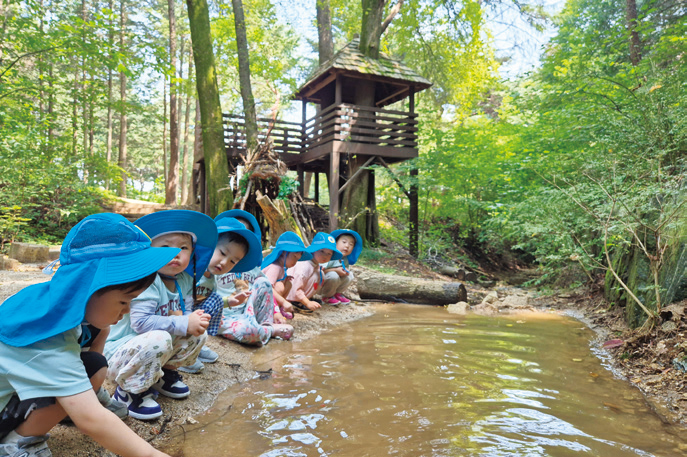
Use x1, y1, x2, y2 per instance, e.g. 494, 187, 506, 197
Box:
295, 38, 432, 107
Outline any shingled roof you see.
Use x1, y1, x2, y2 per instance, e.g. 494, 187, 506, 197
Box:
295, 38, 432, 102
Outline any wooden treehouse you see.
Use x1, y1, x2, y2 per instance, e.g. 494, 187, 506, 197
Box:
196, 39, 431, 254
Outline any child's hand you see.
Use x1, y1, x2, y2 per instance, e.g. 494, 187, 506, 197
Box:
335, 267, 349, 277
234, 290, 251, 305
304, 298, 321, 310
187, 309, 210, 336
274, 312, 286, 324
282, 301, 294, 314
224, 290, 251, 307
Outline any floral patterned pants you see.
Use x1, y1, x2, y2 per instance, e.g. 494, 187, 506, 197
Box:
218, 277, 274, 346
106, 330, 206, 394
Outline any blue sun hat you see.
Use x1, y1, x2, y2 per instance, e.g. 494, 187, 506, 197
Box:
215, 217, 262, 273
261, 231, 312, 269
135, 210, 218, 277
0, 213, 179, 347
215, 209, 261, 240
330, 229, 363, 265
307, 232, 343, 260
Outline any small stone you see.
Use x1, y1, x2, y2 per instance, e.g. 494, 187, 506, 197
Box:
481, 291, 498, 305
0, 255, 21, 271
447, 302, 470, 315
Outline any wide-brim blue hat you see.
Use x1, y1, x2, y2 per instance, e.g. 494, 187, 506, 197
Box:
135, 210, 218, 276
307, 232, 342, 260
215, 209, 261, 240
330, 229, 363, 265
261, 231, 312, 269
0, 213, 179, 347
215, 217, 262, 273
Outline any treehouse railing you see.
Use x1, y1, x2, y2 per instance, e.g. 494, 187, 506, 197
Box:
223, 103, 419, 162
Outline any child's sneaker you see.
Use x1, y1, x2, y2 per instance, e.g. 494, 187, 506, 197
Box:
178, 359, 204, 374
96, 387, 128, 419
271, 323, 294, 340
334, 293, 351, 304
322, 296, 341, 305
114, 386, 162, 421
198, 346, 219, 363
0, 433, 51, 457
153, 369, 190, 399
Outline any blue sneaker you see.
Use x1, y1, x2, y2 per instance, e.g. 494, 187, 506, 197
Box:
114, 386, 162, 421
198, 346, 218, 363
0, 434, 51, 457
178, 359, 204, 374
153, 369, 190, 399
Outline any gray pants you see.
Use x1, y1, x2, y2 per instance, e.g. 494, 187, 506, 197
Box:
319, 270, 354, 298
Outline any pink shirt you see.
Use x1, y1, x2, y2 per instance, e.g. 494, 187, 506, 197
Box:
262, 263, 285, 285
286, 260, 322, 301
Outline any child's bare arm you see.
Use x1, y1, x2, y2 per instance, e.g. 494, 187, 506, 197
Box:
60, 390, 170, 457
295, 289, 320, 310
88, 327, 109, 354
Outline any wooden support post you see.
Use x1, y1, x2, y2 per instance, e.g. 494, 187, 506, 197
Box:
314, 172, 320, 203
409, 88, 418, 256
409, 166, 419, 258
329, 152, 340, 231
297, 165, 305, 197
367, 166, 378, 244
335, 74, 342, 106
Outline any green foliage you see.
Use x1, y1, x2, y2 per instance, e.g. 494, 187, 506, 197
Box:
0, 206, 31, 249
277, 175, 299, 200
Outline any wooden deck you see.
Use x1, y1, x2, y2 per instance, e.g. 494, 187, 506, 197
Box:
223, 103, 418, 171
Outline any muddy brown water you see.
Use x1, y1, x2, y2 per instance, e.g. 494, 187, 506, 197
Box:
164, 304, 687, 457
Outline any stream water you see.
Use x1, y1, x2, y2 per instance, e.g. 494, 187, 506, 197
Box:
165, 304, 687, 457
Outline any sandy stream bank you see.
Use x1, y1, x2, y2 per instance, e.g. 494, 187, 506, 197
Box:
1, 265, 684, 456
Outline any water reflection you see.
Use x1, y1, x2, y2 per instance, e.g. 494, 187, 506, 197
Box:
166, 305, 687, 457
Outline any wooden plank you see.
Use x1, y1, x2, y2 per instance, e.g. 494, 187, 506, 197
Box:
339, 103, 419, 117
347, 118, 419, 132
331, 142, 418, 160
338, 126, 418, 140
299, 72, 337, 101
333, 134, 417, 147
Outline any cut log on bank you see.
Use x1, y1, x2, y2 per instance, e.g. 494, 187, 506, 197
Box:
356, 269, 467, 305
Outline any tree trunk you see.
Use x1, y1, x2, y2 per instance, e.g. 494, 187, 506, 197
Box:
192, 98, 203, 208
117, 0, 128, 197
186, 0, 232, 216
166, 0, 179, 204
162, 76, 168, 185
316, 0, 333, 64
231, 0, 258, 151
625, 0, 641, 66
356, 268, 468, 305
180, 43, 193, 206
106, 0, 114, 190
359, 0, 384, 58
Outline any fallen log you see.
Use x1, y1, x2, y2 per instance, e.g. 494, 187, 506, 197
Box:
356, 268, 467, 305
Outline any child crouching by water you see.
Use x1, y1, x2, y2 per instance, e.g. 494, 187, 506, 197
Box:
104, 210, 217, 421
197, 214, 293, 346
0, 213, 177, 457
261, 231, 312, 321
320, 229, 362, 305
286, 232, 342, 312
